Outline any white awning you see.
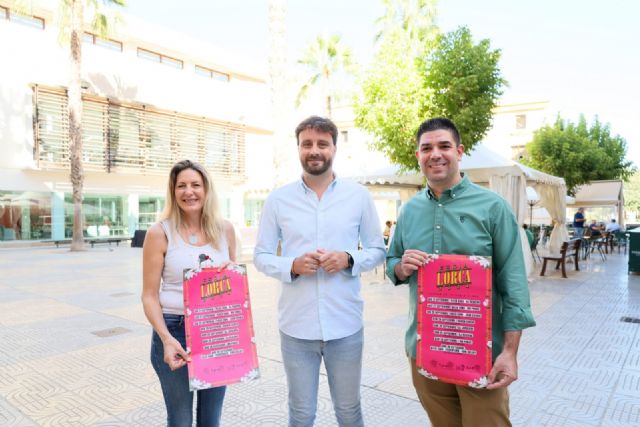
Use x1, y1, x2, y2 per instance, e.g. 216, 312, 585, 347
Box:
569, 180, 623, 206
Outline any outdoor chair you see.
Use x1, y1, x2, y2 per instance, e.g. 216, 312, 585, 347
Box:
613, 231, 629, 255
530, 235, 541, 263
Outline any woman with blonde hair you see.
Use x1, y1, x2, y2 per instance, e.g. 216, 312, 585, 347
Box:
142, 159, 236, 426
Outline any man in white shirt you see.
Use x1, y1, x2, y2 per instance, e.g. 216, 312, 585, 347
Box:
254, 116, 386, 427
605, 218, 621, 232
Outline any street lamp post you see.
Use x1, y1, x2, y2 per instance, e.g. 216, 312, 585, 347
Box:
528, 199, 537, 228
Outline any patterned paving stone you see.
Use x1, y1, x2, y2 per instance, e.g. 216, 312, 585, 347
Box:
538, 395, 605, 425
0, 299, 89, 327
615, 370, 640, 397
0, 395, 38, 427
1, 247, 639, 426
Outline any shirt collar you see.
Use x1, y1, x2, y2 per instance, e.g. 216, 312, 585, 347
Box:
426, 173, 469, 201
299, 173, 338, 194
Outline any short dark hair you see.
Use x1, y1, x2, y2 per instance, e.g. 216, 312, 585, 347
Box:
295, 116, 338, 145
416, 117, 461, 147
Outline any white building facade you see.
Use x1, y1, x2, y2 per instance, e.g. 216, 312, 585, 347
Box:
0, 1, 273, 243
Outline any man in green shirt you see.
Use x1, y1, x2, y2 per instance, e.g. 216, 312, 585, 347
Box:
386, 117, 535, 427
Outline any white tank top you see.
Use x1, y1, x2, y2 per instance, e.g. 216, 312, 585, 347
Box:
159, 220, 230, 315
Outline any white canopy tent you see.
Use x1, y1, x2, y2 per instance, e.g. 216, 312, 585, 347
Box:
460, 144, 569, 275
567, 180, 624, 227
354, 144, 568, 275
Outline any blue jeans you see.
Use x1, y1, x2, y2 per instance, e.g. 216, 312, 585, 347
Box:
280, 328, 364, 427
574, 227, 584, 239
151, 314, 226, 427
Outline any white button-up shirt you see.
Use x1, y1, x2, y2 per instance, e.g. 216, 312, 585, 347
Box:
254, 177, 386, 341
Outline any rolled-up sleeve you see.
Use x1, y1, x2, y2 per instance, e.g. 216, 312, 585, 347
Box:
385, 212, 409, 286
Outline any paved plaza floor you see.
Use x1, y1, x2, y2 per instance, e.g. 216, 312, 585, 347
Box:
0, 244, 639, 426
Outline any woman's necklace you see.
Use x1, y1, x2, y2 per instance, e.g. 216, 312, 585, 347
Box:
183, 225, 200, 245
188, 232, 198, 245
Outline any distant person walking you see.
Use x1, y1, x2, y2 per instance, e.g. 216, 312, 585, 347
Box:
383, 220, 392, 246
141, 160, 237, 426
573, 207, 586, 238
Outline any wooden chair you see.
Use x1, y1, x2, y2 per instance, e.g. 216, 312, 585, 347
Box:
540, 239, 581, 278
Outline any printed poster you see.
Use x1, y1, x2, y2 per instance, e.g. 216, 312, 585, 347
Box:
416, 254, 492, 388
183, 263, 260, 391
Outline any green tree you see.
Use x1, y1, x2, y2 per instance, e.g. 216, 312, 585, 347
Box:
356, 24, 505, 171
625, 171, 640, 217
421, 27, 505, 153
296, 34, 354, 118
523, 115, 636, 196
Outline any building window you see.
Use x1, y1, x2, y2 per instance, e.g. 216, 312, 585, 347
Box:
195, 65, 230, 82
83, 32, 123, 52
340, 130, 349, 143
138, 196, 164, 230
0, 191, 52, 241
137, 48, 183, 69
64, 193, 128, 238
2, 7, 45, 29
33, 85, 246, 179
515, 114, 527, 129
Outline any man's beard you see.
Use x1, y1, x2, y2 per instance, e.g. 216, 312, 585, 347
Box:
301, 155, 332, 176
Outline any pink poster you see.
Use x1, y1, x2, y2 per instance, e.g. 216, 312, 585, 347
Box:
183, 263, 259, 391
416, 254, 492, 388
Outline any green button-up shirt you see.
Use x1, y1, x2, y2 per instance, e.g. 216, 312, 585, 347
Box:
386, 175, 536, 361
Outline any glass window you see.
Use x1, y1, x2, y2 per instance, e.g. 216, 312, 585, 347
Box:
9, 11, 44, 29
138, 196, 165, 230
243, 199, 264, 227
83, 33, 95, 43
195, 65, 229, 82
195, 65, 212, 78
64, 194, 128, 238
162, 56, 183, 69
137, 48, 161, 63
515, 114, 527, 129
0, 191, 52, 241
1, 6, 8, 20
94, 37, 122, 52
212, 71, 230, 82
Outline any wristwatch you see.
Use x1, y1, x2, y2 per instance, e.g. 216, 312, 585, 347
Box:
346, 252, 354, 268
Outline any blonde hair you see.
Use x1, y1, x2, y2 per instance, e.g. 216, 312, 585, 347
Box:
161, 160, 225, 249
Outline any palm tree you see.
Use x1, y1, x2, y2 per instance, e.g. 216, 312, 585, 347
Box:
375, 0, 439, 55
63, 0, 125, 250
295, 34, 353, 118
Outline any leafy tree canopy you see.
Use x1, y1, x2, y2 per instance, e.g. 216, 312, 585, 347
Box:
625, 171, 640, 215
355, 23, 505, 172
523, 115, 637, 196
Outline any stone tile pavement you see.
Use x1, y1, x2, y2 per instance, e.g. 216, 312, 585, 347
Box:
0, 245, 638, 426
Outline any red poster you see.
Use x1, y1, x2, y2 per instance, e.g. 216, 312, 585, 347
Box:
183, 263, 260, 391
416, 254, 492, 388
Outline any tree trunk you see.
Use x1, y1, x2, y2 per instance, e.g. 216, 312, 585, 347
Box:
325, 95, 332, 119
69, 0, 85, 251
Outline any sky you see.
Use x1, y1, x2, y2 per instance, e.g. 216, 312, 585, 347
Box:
125, 0, 640, 164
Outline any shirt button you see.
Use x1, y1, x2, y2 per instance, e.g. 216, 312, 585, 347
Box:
435, 249, 440, 253
438, 204, 443, 207
436, 225, 441, 229
452, 194, 456, 198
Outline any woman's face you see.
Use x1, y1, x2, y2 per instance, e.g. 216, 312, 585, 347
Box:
174, 168, 206, 214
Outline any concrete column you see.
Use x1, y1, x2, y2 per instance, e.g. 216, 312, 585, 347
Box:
51, 192, 65, 240
128, 194, 139, 235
